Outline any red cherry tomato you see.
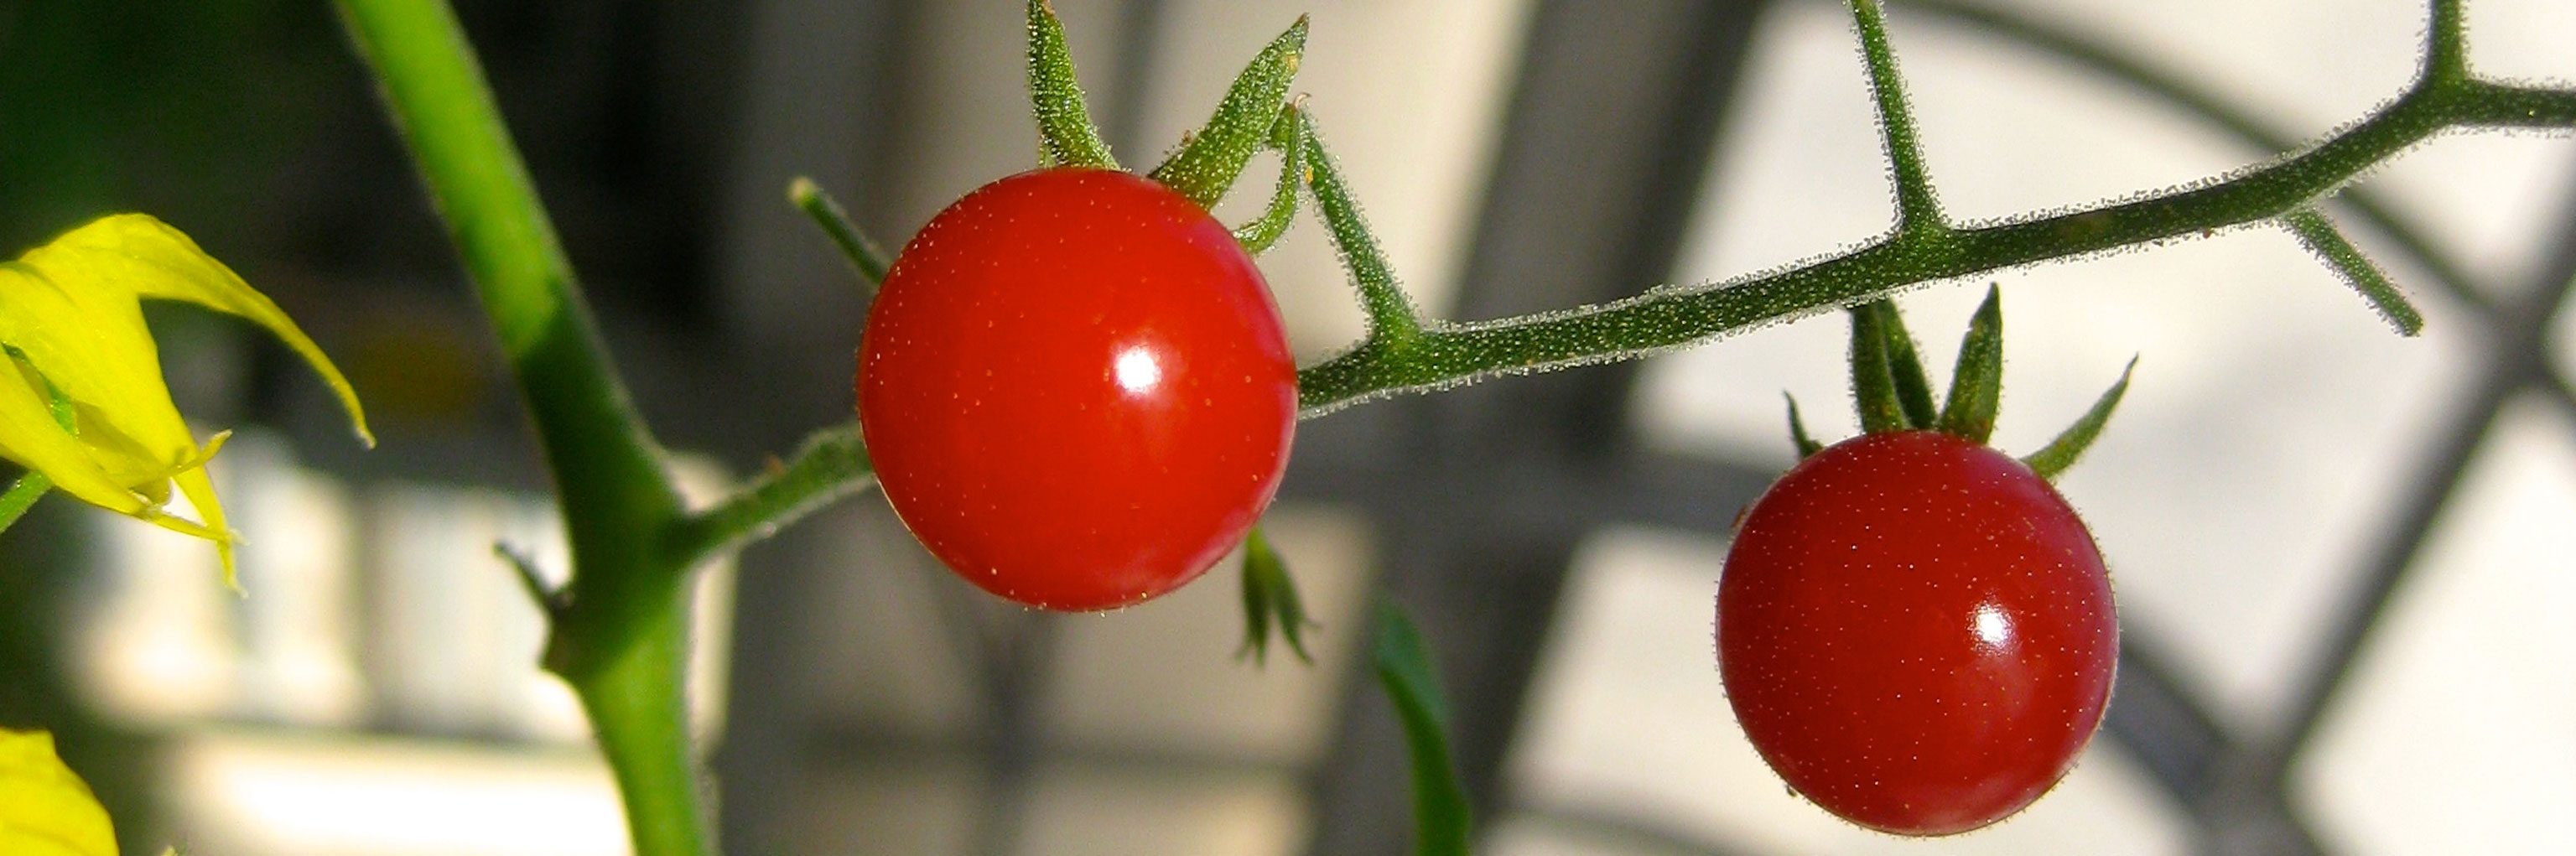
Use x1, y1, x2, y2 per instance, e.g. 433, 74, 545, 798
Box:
858, 168, 1297, 610
1717, 429, 2116, 835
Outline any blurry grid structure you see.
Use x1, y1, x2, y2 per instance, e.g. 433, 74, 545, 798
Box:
8, 0, 2573, 853
704, 0, 2576, 854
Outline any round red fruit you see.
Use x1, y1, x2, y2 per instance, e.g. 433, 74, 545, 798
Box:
1716, 429, 2116, 835
858, 168, 1297, 610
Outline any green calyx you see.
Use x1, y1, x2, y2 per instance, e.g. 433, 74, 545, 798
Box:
1237, 524, 1318, 666
1795, 285, 2133, 480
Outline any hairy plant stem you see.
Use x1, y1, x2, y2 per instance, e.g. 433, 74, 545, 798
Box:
1293, 76, 2576, 416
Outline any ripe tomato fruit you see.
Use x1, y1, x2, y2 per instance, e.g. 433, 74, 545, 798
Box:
858, 168, 1297, 610
1717, 429, 2116, 835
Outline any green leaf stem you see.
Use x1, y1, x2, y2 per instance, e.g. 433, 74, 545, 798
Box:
1372, 600, 1472, 856
1292, 71, 2576, 417
787, 177, 893, 292
1892, 0, 2488, 316
1297, 115, 1426, 346
1849, 0, 1945, 231
2282, 207, 2424, 335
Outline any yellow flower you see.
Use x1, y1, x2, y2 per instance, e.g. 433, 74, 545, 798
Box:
0, 214, 370, 586
0, 728, 116, 856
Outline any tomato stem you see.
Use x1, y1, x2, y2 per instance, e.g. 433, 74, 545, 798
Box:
2283, 207, 2424, 335
788, 177, 892, 291
1848, 0, 1945, 233
1290, 73, 2576, 418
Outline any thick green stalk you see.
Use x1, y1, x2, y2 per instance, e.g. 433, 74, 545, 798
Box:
331, 1, 702, 853
573, 599, 710, 856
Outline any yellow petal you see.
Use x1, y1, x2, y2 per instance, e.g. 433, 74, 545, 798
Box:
170, 432, 238, 590
27, 215, 371, 447
0, 729, 118, 856
0, 258, 198, 482
0, 355, 146, 516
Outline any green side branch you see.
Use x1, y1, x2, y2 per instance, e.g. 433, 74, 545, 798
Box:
1292, 77, 2576, 417
2282, 207, 2424, 335
1848, 0, 1945, 231
1891, 0, 2488, 315
666, 425, 875, 572
1298, 113, 1426, 347
789, 177, 892, 291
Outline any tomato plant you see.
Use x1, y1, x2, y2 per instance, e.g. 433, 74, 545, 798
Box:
857, 167, 1299, 611
1717, 428, 2117, 835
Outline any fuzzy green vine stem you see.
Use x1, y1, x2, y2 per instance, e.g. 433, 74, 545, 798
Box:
787, 178, 892, 291
1883, 0, 2487, 315
2283, 207, 2423, 335
664, 426, 875, 572
1297, 111, 1427, 349
1851, 0, 1947, 234
1291, 66, 2576, 416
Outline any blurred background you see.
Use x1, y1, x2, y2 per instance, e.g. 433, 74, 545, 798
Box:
2, 0, 2572, 853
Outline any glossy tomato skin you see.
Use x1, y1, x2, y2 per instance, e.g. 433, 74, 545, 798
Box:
1717, 429, 2116, 835
858, 168, 1297, 610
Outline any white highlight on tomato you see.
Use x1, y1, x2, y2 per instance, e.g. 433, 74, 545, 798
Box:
1114, 346, 1162, 395
1973, 602, 2012, 651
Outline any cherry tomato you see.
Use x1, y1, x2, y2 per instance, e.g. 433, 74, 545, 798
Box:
1716, 429, 2116, 835
858, 168, 1297, 610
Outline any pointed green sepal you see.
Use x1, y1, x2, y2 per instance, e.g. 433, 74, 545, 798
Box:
1236, 525, 1317, 666
2023, 355, 2137, 480
1150, 16, 1307, 209
1847, 300, 1923, 433
1879, 301, 1939, 428
1026, 0, 1117, 169
1784, 392, 1826, 459
1372, 599, 1471, 856
2282, 207, 2423, 335
1935, 284, 2004, 444
787, 177, 892, 292
1230, 103, 1307, 254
